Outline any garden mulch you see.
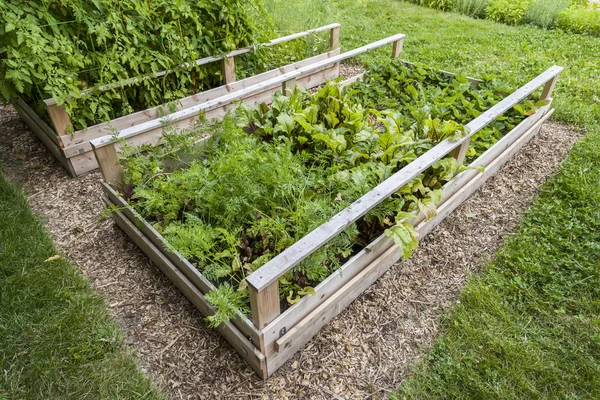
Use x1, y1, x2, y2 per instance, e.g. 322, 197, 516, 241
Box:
0, 97, 581, 399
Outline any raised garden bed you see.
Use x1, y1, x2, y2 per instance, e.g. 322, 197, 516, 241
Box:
13, 24, 342, 177
92, 32, 561, 379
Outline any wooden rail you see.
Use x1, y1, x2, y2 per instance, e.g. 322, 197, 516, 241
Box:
244, 65, 563, 329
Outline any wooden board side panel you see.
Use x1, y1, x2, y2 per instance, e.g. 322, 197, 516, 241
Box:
15, 101, 76, 177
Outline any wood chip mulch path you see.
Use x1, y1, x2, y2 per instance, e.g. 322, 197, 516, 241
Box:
0, 101, 581, 399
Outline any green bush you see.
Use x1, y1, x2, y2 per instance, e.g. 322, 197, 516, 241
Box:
486, 0, 531, 25
454, 0, 489, 18
557, 5, 600, 36
422, 0, 457, 12
524, 0, 570, 28
0, 0, 274, 130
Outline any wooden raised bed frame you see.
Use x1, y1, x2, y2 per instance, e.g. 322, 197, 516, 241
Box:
13, 24, 343, 177
92, 32, 562, 379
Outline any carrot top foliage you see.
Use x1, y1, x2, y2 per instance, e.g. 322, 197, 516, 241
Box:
119, 61, 541, 327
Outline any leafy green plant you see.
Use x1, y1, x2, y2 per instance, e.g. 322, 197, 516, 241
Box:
557, 4, 600, 36
0, 0, 286, 130
524, 0, 570, 28
118, 61, 533, 328
422, 0, 458, 12
454, 0, 489, 18
486, 0, 531, 25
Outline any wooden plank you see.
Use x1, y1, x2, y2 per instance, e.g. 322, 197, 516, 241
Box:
91, 33, 407, 150
338, 73, 365, 88
60, 49, 340, 155
330, 25, 340, 50
392, 38, 403, 58
249, 282, 281, 330
245, 65, 563, 293
222, 56, 236, 84
15, 103, 76, 176
267, 107, 554, 375
101, 182, 263, 347
44, 23, 342, 107
451, 138, 470, 166
16, 98, 60, 145
92, 143, 122, 185
541, 75, 560, 100
108, 204, 267, 377
44, 101, 72, 136
282, 77, 297, 95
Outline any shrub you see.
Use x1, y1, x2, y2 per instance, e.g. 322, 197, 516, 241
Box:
422, 0, 458, 12
556, 5, 600, 36
486, 0, 531, 25
0, 0, 274, 129
524, 0, 570, 28
454, 0, 489, 18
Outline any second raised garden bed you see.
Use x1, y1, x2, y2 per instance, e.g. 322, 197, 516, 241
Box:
91, 32, 562, 379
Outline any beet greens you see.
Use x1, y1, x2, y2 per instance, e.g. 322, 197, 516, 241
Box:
119, 61, 545, 327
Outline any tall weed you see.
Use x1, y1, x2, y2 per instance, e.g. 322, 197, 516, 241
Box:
524, 0, 570, 28
454, 0, 489, 18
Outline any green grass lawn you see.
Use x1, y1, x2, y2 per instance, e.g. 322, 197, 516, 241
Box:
266, 0, 600, 397
0, 174, 160, 399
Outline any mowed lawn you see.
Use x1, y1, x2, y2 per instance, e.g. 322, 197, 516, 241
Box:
0, 174, 160, 399
266, 0, 600, 398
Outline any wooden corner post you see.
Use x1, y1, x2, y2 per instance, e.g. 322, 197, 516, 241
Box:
91, 140, 123, 187
44, 99, 72, 136
450, 138, 470, 167
540, 68, 561, 100
282, 78, 297, 96
222, 56, 236, 84
329, 25, 340, 50
249, 281, 280, 330
392, 38, 403, 58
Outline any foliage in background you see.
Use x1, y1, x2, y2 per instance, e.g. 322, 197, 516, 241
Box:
0, 0, 279, 130
399, 0, 599, 36
118, 61, 535, 327
557, 3, 600, 35
454, 0, 489, 18
0, 174, 159, 399
422, 0, 457, 12
486, 0, 531, 25
524, 0, 571, 28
